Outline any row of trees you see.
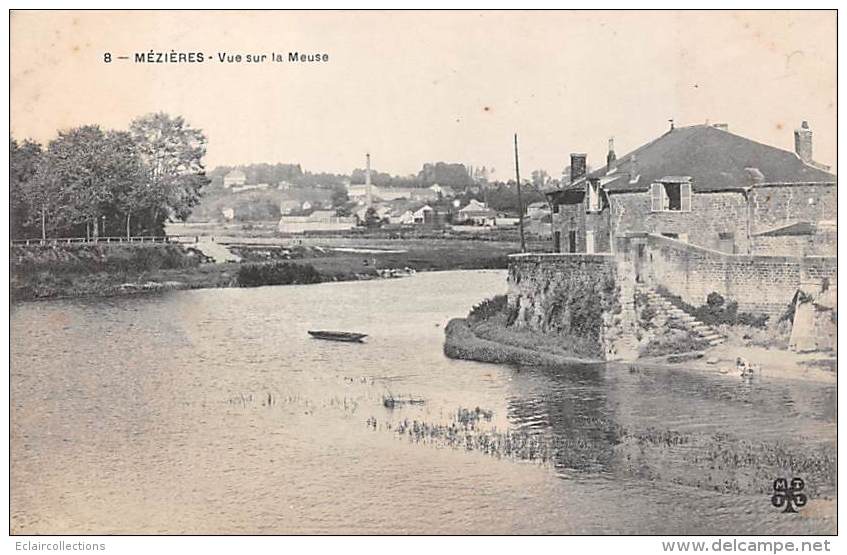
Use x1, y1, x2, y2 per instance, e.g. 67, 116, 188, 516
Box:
10, 112, 210, 240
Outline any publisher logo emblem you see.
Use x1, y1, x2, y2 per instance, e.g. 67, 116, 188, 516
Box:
771, 477, 807, 513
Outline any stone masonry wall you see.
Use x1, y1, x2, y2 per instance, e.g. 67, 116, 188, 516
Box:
608, 190, 751, 254
638, 234, 837, 317
507, 253, 636, 361
750, 183, 836, 234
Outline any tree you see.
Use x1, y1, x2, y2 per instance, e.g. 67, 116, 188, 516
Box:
9, 138, 43, 239
531, 169, 550, 188
417, 162, 473, 187
103, 130, 149, 238
32, 126, 115, 239
130, 112, 210, 234
363, 206, 381, 228
330, 185, 349, 208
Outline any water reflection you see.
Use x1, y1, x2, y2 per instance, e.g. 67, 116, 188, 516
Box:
503, 361, 836, 494
11, 271, 836, 534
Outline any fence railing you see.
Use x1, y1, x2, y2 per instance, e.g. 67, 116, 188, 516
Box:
10, 235, 178, 246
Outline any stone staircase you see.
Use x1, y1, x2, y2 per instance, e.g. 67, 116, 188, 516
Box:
192, 240, 241, 263
640, 287, 726, 347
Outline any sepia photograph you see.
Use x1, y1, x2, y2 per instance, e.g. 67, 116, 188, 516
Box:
7, 8, 838, 540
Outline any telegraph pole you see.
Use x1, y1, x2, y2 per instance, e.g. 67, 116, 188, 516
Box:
514, 133, 526, 253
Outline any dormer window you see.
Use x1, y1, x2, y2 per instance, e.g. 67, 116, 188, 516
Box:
651, 179, 692, 212
585, 180, 601, 212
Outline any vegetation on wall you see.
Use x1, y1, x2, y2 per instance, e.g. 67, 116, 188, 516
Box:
655, 287, 769, 328
541, 271, 620, 358
468, 295, 512, 324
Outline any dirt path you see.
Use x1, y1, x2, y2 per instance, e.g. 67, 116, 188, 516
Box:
192, 240, 241, 263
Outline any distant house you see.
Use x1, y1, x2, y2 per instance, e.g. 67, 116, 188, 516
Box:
456, 199, 496, 225
231, 183, 270, 193
278, 209, 356, 233
347, 183, 436, 202
388, 207, 415, 225
548, 122, 836, 255
494, 213, 520, 226
279, 200, 301, 215
223, 169, 247, 188
412, 205, 435, 224
347, 183, 378, 200
221, 207, 235, 221
429, 183, 456, 198
526, 201, 549, 218
355, 204, 392, 222
524, 201, 552, 237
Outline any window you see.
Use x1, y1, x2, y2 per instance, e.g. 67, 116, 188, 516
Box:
586, 231, 596, 254
651, 181, 692, 212
585, 181, 601, 212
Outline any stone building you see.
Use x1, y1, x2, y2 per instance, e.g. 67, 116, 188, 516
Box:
548, 122, 835, 256
223, 169, 247, 188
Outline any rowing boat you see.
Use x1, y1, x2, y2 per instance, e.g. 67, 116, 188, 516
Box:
307, 330, 368, 343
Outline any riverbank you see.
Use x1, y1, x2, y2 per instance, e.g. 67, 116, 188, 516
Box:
444, 318, 602, 368
445, 299, 836, 384
10, 238, 529, 301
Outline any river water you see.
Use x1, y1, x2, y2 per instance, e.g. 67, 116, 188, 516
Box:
11, 271, 836, 534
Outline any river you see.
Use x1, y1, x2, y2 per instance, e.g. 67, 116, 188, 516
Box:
11, 270, 836, 534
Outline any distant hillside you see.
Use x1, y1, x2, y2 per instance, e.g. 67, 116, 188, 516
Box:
189, 186, 339, 223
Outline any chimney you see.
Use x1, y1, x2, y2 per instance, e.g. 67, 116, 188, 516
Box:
365, 152, 372, 208
570, 153, 587, 183
794, 121, 813, 164
606, 137, 617, 168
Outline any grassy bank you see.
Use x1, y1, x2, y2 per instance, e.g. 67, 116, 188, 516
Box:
9, 243, 221, 301
443, 318, 602, 367
10, 238, 525, 301
444, 294, 612, 366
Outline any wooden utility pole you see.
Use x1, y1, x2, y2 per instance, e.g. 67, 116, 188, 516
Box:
514, 133, 526, 253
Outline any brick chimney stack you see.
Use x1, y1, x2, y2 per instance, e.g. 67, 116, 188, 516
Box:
794, 121, 813, 164
606, 137, 616, 168
570, 153, 587, 183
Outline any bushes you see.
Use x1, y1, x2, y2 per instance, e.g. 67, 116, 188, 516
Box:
236, 261, 323, 287
643, 328, 710, 357
655, 287, 769, 329
468, 295, 509, 323
10, 243, 203, 276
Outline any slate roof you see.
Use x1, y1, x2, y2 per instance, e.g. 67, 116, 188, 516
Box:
578, 125, 835, 193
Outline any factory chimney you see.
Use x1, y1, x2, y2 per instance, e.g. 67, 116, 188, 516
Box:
365, 152, 372, 208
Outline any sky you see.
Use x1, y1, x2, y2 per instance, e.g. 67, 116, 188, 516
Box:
10, 10, 837, 177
